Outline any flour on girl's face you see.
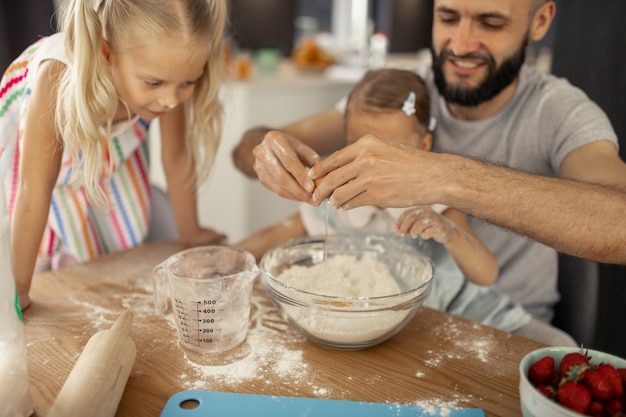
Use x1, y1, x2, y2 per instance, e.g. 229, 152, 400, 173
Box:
278, 254, 400, 297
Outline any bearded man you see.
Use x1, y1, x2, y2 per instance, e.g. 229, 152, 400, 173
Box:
231, 0, 626, 331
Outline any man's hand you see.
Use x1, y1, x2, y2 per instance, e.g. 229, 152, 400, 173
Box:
309, 135, 448, 209
253, 130, 322, 204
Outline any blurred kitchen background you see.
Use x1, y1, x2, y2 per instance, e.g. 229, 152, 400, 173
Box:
1, 0, 625, 357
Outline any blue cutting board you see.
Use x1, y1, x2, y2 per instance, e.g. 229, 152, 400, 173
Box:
160, 390, 486, 417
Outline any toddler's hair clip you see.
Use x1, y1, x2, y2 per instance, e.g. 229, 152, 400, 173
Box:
401, 92, 416, 116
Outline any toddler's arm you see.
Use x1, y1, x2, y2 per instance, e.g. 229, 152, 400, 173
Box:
232, 213, 306, 262
394, 206, 499, 286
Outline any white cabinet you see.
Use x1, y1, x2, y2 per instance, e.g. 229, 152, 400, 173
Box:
150, 62, 355, 242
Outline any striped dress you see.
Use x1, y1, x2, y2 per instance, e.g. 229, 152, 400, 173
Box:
0, 33, 152, 264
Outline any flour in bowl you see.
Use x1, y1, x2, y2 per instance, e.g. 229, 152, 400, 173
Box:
275, 253, 412, 346
278, 253, 401, 297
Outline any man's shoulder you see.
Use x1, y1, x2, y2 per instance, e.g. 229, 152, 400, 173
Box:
518, 64, 587, 101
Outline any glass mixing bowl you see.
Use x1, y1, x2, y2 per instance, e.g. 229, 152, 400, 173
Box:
260, 235, 434, 350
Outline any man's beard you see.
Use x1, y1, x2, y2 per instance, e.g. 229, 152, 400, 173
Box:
432, 38, 528, 107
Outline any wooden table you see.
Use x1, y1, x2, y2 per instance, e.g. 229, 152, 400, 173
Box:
23, 242, 544, 417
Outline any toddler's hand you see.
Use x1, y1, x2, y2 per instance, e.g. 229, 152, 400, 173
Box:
394, 207, 455, 244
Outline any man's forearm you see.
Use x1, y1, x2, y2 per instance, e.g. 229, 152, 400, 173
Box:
445, 157, 626, 264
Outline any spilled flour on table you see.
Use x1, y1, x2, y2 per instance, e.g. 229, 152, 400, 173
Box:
412, 393, 478, 416
403, 314, 515, 413
423, 315, 503, 366
178, 291, 316, 391
61, 267, 157, 333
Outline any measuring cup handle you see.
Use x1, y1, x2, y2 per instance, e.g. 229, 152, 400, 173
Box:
152, 262, 170, 314
250, 264, 260, 282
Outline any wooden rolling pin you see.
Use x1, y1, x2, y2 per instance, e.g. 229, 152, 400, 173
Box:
47, 310, 136, 417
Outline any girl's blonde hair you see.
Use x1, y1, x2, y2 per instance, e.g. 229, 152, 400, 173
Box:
55, 0, 227, 206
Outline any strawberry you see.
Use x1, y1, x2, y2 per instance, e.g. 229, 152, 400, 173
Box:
536, 384, 556, 399
587, 401, 604, 417
582, 368, 614, 401
529, 355, 556, 385
557, 381, 592, 414
606, 397, 624, 415
616, 367, 626, 384
597, 363, 624, 397
559, 351, 590, 378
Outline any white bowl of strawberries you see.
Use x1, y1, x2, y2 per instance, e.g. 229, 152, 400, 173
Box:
520, 346, 626, 416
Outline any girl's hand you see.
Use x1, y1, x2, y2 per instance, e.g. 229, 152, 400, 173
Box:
180, 227, 227, 247
18, 291, 31, 311
394, 207, 456, 244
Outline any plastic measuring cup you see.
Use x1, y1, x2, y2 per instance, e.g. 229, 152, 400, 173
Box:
153, 246, 259, 354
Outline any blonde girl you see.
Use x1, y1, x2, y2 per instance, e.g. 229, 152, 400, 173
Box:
0, 0, 228, 310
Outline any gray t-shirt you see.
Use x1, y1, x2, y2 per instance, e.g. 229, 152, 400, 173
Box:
419, 63, 618, 321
